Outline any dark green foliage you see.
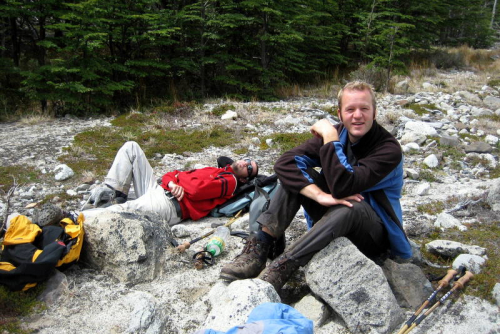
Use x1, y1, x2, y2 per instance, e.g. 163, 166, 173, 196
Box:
0, 0, 496, 114
0, 284, 45, 332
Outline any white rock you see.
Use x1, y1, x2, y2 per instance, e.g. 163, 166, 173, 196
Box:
452, 254, 486, 274
483, 95, 500, 109
403, 142, 420, 153
202, 280, 280, 331
415, 182, 431, 196
221, 110, 238, 120
434, 212, 467, 231
485, 134, 499, 145
423, 154, 439, 168
54, 164, 74, 181
405, 168, 419, 180
251, 137, 261, 145
293, 295, 330, 327
422, 82, 435, 89
425, 240, 487, 257
265, 138, 274, 147
404, 121, 438, 136
66, 189, 77, 196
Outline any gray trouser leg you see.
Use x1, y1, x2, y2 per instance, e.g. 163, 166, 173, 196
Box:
287, 200, 388, 266
104, 141, 157, 196
258, 183, 388, 267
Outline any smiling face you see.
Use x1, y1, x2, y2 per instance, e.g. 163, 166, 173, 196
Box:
231, 159, 258, 182
337, 88, 376, 143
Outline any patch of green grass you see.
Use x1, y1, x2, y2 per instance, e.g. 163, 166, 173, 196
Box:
0, 284, 45, 333
233, 147, 249, 155
419, 169, 438, 182
0, 166, 40, 190
260, 132, 313, 153
58, 120, 237, 180
458, 133, 480, 142
211, 104, 235, 117
407, 103, 440, 116
487, 79, 500, 87
417, 200, 445, 215
490, 165, 500, 179
458, 222, 500, 302
420, 222, 500, 303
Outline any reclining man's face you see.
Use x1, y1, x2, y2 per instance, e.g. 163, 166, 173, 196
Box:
232, 159, 258, 182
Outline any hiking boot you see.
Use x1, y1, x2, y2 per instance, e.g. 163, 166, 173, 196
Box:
33, 203, 64, 227
89, 184, 116, 207
220, 233, 271, 281
257, 252, 300, 292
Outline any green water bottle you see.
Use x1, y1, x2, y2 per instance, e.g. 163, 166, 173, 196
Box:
205, 226, 230, 256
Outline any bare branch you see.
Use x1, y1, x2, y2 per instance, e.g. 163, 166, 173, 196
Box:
1, 176, 21, 234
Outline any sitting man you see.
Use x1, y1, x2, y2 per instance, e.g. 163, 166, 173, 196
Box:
83, 141, 258, 225
220, 81, 412, 291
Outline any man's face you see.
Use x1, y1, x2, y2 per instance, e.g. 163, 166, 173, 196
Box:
232, 159, 257, 182
337, 88, 376, 143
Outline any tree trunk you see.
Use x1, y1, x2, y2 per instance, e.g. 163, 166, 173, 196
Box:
491, 0, 498, 28
9, 17, 20, 67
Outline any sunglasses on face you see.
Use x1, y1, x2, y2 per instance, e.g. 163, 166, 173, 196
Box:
244, 158, 254, 179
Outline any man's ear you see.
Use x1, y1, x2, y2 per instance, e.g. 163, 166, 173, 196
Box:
337, 109, 342, 122
239, 177, 248, 184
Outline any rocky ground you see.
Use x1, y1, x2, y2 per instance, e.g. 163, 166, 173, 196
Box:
1, 70, 500, 333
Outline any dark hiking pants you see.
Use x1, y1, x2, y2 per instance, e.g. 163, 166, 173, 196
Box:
257, 171, 389, 266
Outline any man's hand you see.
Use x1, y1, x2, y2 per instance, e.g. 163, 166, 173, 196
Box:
310, 119, 339, 143
316, 192, 363, 207
300, 183, 363, 207
168, 181, 185, 201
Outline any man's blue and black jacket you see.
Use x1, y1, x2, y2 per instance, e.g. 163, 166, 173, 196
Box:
274, 120, 412, 259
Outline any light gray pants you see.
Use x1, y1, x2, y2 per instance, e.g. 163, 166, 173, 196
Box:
83, 141, 181, 225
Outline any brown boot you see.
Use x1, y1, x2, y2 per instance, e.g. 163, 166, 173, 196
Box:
220, 233, 271, 281
257, 252, 299, 292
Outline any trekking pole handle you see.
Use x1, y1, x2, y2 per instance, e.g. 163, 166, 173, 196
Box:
452, 271, 473, 290
437, 269, 458, 289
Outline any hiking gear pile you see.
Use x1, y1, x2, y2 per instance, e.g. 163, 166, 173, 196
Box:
0, 211, 85, 291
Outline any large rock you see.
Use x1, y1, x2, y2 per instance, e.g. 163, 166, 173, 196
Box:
382, 259, 433, 309
201, 279, 280, 331
305, 237, 404, 334
83, 211, 172, 284
425, 240, 486, 257
414, 295, 500, 333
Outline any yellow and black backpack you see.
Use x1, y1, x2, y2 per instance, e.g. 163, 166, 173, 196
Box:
0, 213, 84, 291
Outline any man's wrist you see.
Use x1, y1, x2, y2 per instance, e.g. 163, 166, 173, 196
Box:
322, 133, 339, 143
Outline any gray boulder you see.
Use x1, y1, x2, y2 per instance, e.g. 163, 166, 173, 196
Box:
487, 178, 500, 211
464, 141, 492, 153
305, 237, 404, 334
83, 211, 171, 285
382, 259, 433, 309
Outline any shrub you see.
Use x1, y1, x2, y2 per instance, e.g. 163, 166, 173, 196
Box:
349, 65, 388, 92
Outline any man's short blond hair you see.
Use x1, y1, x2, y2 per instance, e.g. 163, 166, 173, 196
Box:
337, 81, 376, 111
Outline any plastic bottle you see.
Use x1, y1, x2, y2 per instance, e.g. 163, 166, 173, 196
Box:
205, 226, 230, 256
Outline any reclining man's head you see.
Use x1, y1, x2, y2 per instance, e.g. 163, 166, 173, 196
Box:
231, 159, 258, 183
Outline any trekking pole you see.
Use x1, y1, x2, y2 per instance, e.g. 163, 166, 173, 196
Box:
176, 209, 243, 253
396, 268, 460, 334
402, 271, 474, 334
